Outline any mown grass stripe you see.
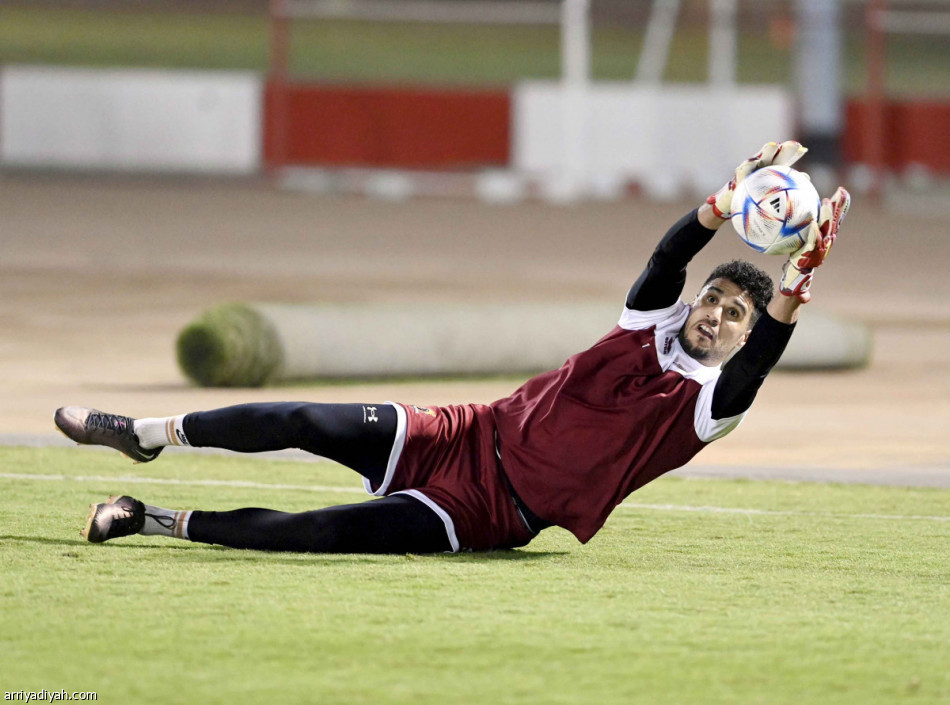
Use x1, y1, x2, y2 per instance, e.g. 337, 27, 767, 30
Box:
2, 472, 948, 523
0, 472, 363, 494
615, 502, 950, 523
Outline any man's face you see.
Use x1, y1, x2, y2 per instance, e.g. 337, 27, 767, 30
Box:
678, 278, 755, 366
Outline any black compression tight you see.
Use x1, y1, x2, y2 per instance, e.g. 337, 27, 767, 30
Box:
182, 402, 397, 488
177, 402, 453, 553
188, 494, 452, 554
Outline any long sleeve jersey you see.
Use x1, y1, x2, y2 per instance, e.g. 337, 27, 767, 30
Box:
490, 209, 794, 542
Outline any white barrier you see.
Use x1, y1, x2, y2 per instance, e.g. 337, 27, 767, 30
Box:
513, 83, 793, 198
0, 66, 262, 174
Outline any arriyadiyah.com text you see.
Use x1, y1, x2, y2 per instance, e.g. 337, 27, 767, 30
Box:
5, 691, 97, 702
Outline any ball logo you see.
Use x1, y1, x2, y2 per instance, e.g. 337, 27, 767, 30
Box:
731, 165, 820, 256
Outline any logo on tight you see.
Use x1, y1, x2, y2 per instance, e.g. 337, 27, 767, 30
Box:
410, 405, 435, 417
176, 429, 188, 446
363, 406, 379, 423
145, 512, 176, 530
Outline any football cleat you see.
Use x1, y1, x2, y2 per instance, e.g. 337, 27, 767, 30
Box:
82, 495, 145, 543
54, 406, 162, 463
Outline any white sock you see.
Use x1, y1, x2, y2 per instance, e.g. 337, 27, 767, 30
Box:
133, 415, 190, 449
140, 505, 191, 540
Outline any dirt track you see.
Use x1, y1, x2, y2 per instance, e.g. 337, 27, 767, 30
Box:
3, 173, 949, 477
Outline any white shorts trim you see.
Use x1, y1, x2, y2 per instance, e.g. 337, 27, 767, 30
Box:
362, 401, 407, 496
392, 489, 460, 553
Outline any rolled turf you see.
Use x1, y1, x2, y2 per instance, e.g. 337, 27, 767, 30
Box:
176, 302, 872, 387
176, 303, 284, 387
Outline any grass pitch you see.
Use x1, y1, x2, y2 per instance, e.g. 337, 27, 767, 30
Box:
2, 446, 949, 704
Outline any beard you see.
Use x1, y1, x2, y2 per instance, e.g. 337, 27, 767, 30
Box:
677, 323, 716, 362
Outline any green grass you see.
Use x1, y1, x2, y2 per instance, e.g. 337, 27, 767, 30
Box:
1, 6, 947, 95
2, 446, 949, 703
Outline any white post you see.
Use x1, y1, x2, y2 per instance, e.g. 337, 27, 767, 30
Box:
636, 0, 680, 84
708, 0, 738, 85
562, 0, 590, 84
556, 0, 590, 202
795, 0, 842, 176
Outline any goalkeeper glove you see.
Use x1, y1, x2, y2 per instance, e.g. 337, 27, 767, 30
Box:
706, 140, 809, 220
780, 186, 851, 304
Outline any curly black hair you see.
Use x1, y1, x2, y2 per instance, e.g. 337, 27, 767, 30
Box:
703, 259, 774, 322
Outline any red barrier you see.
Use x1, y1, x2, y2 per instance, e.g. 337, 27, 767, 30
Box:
845, 99, 950, 173
263, 86, 948, 176
264, 82, 510, 169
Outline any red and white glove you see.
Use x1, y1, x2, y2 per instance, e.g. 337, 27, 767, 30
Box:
706, 140, 809, 220
780, 186, 851, 304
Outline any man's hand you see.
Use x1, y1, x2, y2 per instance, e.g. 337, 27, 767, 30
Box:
706, 141, 809, 220
780, 186, 851, 304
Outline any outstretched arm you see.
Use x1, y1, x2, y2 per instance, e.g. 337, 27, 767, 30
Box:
711, 187, 851, 419
710, 307, 796, 420
624, 208, 718, 311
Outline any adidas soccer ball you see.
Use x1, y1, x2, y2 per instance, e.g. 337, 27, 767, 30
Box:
730, 165, 821, 255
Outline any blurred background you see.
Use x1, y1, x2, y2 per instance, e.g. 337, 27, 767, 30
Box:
1, 0, 948, 199
1, 0, 948, 473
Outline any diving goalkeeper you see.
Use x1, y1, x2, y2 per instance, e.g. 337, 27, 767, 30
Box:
56, 141, 850, 554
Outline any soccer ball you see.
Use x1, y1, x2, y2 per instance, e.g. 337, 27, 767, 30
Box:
730, 165, 821, 255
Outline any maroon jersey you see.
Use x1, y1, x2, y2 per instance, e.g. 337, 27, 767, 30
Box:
491, 301, 745, 543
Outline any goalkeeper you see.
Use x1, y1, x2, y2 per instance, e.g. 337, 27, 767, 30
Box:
57, 141, 850, 554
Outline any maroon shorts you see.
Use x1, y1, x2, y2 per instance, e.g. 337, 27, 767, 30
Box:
366, 402, 535, 552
